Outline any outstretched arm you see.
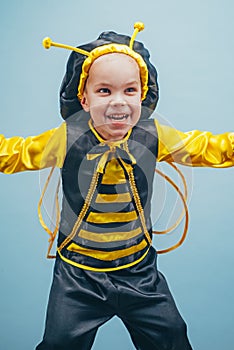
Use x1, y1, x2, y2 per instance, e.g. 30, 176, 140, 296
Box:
156, 120, 234, 167
0, 123, 66, 174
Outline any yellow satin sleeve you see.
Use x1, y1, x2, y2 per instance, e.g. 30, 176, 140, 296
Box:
0, 123, 66, 174
155, 120, 234, 167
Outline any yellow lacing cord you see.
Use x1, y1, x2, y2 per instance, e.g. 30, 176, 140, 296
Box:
38, 153, 189, 257
57, 171, 100, 253
123, 142, 152, 245
128, 169, 152, 245
124, 142, 189, 254
38, 166, 61, 258
153, 163, 189, 254
154, 161, 188, 235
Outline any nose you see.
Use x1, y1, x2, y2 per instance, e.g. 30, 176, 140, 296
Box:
109, 93, 126, 107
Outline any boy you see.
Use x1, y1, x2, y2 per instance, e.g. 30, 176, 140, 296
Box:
0, 23, 233, 349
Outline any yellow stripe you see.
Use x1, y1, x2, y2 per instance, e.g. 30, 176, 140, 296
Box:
101, 158, 126, 185
67, 239, 147, 261
96, 192, 131, 203
57, 246, 150, 272
87, 211, 138, 223
79, 227, 142, 242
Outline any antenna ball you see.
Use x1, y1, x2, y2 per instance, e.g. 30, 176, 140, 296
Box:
134, 22, 145, 32
43, 37, 52, 49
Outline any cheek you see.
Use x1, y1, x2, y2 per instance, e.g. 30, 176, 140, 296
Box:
132, 99, 142, 113
89, 105, 107, 124
90, 99, 108, 113
132, 104, 142, 123
130, 94, 142, 106
90, 103, 104, 113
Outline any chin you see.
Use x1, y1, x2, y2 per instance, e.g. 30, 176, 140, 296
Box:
106, 130, 127, 141
97, 124, 132, 141
111, 127, 130, 138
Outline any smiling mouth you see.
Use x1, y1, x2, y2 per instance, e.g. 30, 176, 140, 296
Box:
106, 114, 129, 121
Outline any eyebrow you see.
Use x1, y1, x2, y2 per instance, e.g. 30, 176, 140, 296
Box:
125, 80, 140, 85
93, 80, 140, 87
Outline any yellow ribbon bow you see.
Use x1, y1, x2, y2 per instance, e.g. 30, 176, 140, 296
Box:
86, 143, 136, 174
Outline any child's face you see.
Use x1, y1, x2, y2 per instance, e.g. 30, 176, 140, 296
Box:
81, 53, 142, 141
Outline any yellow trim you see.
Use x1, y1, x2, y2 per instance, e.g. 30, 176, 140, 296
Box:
78, 227, 142, 242
88, 119, 132, 144
57, 247, 150, 272
96, 192, 131, 203
66, 239, 147, 261
77, 43, 148, 101
87, 210, 138, 224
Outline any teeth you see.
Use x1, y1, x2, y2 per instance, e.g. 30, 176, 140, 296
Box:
107, 114, 128, 120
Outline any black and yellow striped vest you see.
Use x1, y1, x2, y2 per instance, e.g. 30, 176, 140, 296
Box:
57, 117, 158, 271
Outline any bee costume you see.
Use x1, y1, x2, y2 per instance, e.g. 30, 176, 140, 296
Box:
1, 23, 234, 350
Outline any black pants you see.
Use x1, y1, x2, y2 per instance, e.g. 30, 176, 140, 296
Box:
36, 248, 192, 350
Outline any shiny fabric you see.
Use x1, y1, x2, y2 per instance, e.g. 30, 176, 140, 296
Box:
1, 118, 232, 350
58, 118, 158, 271
78, 226, 142, 242
156, 121, 234, 167
36, 247, 192, 350
0, 123, 66, 173
1, 120, 233, 175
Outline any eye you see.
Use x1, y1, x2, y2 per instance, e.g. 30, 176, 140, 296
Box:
98, 88, 111, 94
125, 87, 137, 94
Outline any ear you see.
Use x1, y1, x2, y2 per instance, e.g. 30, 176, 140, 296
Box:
80, 95, 90, 112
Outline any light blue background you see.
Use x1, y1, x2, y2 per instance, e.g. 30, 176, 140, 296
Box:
0, 1, 233, 349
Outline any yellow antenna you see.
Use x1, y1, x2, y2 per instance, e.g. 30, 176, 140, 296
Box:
42, 22, 149, 101
129, 22, 145, 49
43, 22, 145, 55
42, 37, 91, 57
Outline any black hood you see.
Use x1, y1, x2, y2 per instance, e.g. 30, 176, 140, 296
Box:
60, 31, 159, 120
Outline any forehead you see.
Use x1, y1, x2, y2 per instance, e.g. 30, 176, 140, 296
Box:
87, 53, 140, 82
93, 52, 139, 66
